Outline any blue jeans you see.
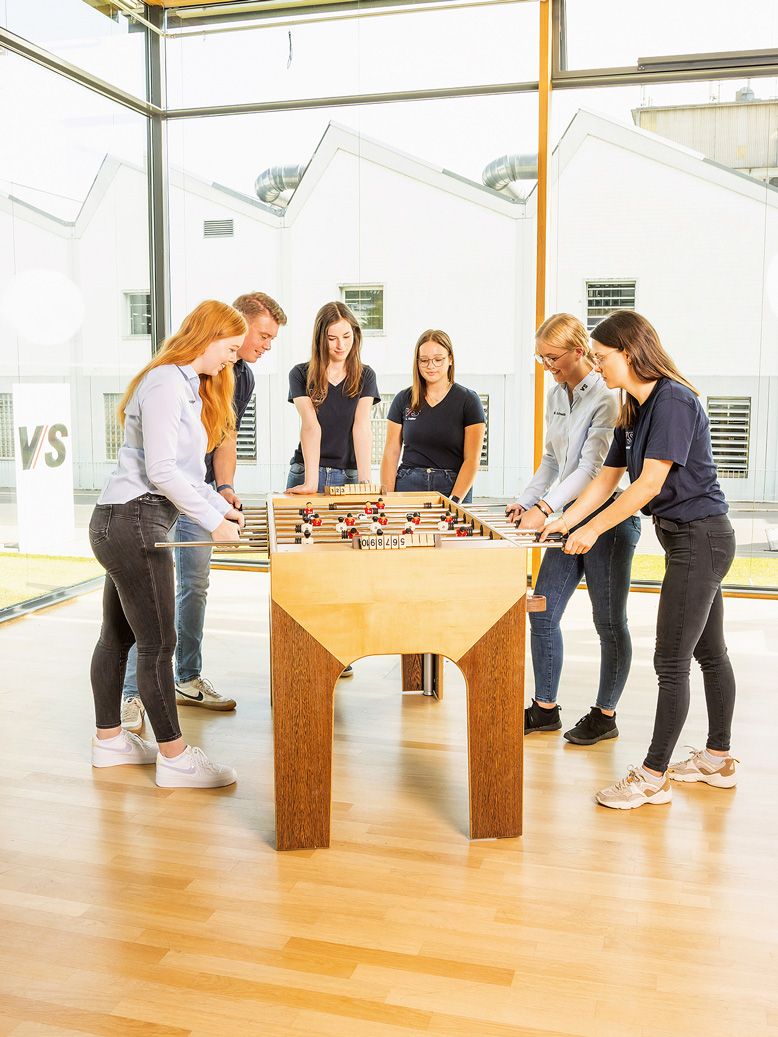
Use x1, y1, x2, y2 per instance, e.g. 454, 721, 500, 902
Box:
122, 512, 212, 699
530, 511, 641, 711
394, 464, 473, 504
286, 462, 358, 493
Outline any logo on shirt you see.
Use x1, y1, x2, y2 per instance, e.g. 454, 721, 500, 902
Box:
625, 429, 634, 450
403, 407, 419, 421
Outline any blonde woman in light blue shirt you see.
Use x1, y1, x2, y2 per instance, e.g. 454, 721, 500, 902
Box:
506, 313, 641, 746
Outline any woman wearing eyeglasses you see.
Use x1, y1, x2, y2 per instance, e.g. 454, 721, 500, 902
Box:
541, 310, 737, 810
380, 330, 485, 504
506, 313, 641, 746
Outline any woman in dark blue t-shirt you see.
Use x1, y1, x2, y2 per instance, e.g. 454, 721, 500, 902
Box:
380, 330, 485, 504
286, 301, 380, 495
542, 310, 738, 812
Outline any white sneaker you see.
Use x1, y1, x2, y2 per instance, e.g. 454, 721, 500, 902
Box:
668, 747, 739, 788
120, 695, 145, 733
596, 767, 672, 810
155, 745, 237, 789
175, 675, 236, 711
92, 729, 158, 768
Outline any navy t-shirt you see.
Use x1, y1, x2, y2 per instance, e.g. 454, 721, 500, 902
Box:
387, 383, 485, 472
204, 359, 256, 485
604, 378, 727, 522
288, 362, 380, 469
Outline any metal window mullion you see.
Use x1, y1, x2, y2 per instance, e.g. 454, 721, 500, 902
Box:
145, 6, 170, 354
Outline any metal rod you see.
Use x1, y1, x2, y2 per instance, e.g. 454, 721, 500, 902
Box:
422, 653, 435, 697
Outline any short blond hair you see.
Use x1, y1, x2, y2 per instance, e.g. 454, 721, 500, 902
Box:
535, 312, 591, 358
232, 291, 287, 326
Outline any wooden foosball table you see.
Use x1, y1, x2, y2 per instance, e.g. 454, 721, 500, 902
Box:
260, 486, 560, 850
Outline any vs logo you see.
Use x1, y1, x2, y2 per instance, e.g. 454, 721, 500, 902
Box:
18, 424, 69, 470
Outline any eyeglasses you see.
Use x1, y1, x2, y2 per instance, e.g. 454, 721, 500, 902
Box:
592, 350, 616, 368
534, 354, 565, 368
418, 356, 449, 368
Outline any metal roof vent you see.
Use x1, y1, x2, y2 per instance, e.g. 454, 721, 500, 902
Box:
481, 154, 538, 199
255, 164, 306, 205
736, 85, 756, 103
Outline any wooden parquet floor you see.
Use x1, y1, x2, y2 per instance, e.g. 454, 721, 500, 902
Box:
0, 572, 775, 1037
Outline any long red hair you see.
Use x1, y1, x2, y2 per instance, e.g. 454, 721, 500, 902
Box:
119, 300, 247, 450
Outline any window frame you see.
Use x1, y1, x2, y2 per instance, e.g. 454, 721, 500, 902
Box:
124, 290, 152, 339
340, 284, 385, 337
585, 279, 637, 332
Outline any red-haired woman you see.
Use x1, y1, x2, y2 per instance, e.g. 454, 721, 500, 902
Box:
89, 300, 246, 788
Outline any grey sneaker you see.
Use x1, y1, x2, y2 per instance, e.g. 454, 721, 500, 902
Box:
120, 695, 145, 733
668, 747, 738, 788
176, 676, 236, 711
596, 767, 672, 810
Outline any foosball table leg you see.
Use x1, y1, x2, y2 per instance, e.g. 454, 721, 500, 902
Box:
401, 653, 444, 700
457, 600, 524, 840
271, 601, 345, 851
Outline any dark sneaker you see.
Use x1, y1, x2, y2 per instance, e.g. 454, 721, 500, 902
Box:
524, 700, 562, 734
564, 707, 618, 745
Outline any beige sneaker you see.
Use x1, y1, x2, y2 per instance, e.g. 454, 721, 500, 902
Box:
668, 748, 738, 788
120, 695, 145, 733
596, 767, 672, 810
176, 676, 236, 711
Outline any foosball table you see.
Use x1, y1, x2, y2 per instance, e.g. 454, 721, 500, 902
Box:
261, 486, 563, 850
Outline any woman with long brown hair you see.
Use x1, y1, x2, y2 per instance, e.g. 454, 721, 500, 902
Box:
506, 314, 641, 746
286, 301, 379, 495
541, 310, 738, 810
89, 300, 246, 789
380, 330, 485, 503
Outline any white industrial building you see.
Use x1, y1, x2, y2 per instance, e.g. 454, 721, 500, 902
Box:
1, 107, 776, 501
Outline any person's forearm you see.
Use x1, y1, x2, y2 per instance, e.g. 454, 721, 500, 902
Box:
299, 423, 321, 487
587, 471, 663, 536
559, 467, 622, 528
381, 448, 401, 491
451, 457, 479, 501
353, 421, 372, 483
213, 437, 237, 489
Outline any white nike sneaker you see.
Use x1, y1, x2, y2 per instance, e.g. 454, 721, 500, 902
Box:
92, 729, 158, 768
155, 745, 237, 789
175, 675, 236, 711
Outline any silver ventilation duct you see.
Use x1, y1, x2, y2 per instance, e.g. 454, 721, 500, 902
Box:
254, 164, 306, 204
481, 154, 538, 197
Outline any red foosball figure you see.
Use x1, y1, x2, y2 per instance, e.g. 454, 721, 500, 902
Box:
312, 513, 323, 527
412, 511, 421, 525
376, 498, 385, 511
344, 513, 356, 527
363, 502, 374, 515
302, 502, 314, 518
377, 514, 389, 526
456, 525, 474, 537
347, 526, 359, 539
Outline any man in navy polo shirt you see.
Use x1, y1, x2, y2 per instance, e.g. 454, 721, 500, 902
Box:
120, 292, 287, 728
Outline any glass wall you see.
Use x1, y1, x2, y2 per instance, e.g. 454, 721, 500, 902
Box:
0, 51, 150, 609
549, 75, 778, 589
164, 3, 540, 499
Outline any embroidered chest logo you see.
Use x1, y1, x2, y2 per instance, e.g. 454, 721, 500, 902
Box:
625, 429, 634, 450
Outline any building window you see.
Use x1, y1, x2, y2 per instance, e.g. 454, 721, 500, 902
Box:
371, 393, 395, 465
125, 292, 151, 337
104, 393, 123, 461
341, 285, 384, 334
586, 281, 636, 331
478, 393, 490, 470
204, 219, 234, 238
237, 394, 257, 463
707, 396, 751, 478
0, 394, 14, 459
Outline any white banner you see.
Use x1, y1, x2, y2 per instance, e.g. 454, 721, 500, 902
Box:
12, 383, 75, 554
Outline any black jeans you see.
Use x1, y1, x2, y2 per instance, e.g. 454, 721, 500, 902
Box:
89, 495, 182, 743
644, 513, 736, 773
